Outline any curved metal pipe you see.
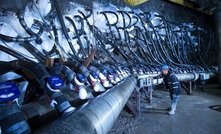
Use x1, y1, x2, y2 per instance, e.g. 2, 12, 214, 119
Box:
65, 15, 87, 57
78, 10, 120, 63
0, 20, 44, 43
43, 20, 62, 56
51, 0, 79, 61
65, 15, 84, 39
36, 76, 137, 134
17, 10, 43, 44
214, 10, 221, 87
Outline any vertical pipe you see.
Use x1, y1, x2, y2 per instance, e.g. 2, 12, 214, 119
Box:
189, 81, 192, 95
136, 91, 141, 117
214, 10, 221, 87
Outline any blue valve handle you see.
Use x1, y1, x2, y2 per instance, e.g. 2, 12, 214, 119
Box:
76, 73, 86, 83
0, 82, 20, 103
91, 71, 99, 79
107, 69, 114, 75
48, 76, 64, 89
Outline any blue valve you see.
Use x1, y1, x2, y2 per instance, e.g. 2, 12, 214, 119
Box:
48, 76, 64, 89
107, 69, 114, 75
76, 73, 86, 83
0, 82, 20, 103
113, 69, 119, 74
101, 70, 107, 76
91, 71, 99, 79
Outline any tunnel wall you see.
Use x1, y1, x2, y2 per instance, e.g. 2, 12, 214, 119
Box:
214, 10, 221, 87
68, 0, 214, 29
0, 0, 216, 65
0, 0, 214, 28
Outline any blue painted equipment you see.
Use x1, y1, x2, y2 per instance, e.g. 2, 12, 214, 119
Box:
0, 82, 20, 103
91, 71, 99, 79
48, 76, 64, 89
76, 73, 86, 83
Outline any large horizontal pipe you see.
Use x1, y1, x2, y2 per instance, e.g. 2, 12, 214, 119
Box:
175, 72, 199, 82
138, 72, 198, 83
36, 76, 137, 134
140, 72, 217, 86
175, 72, 217, 82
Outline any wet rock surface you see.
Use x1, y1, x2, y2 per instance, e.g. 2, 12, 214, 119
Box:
109, 83, 221, 134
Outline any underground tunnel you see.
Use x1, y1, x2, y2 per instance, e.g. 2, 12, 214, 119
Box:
0, 0, 221, 134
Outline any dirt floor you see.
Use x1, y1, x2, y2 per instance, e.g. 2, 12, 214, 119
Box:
109, 83, 221, 134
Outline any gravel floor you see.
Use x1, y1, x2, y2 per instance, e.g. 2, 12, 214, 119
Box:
109, 83, 221, 134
